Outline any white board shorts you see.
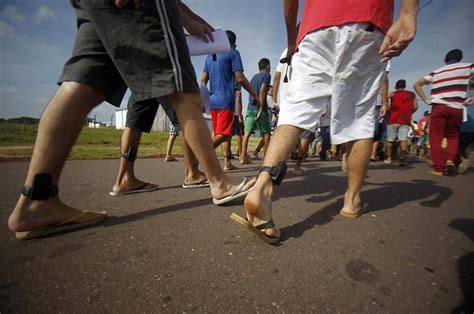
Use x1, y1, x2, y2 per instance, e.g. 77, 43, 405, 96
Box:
278, 23, 386, 145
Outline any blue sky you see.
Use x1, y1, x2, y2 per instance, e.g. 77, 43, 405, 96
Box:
0, 0, 473, 122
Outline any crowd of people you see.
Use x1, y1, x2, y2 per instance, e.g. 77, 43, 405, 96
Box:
7, 0, 473, 245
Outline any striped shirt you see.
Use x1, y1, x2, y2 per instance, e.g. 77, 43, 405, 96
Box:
425, 62, 474, 109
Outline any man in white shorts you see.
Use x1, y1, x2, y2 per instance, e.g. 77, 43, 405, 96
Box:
231, 0, 419, 244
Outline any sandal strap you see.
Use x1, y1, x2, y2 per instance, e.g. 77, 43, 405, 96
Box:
245, 217, 275, 230
254, 219, 275, 230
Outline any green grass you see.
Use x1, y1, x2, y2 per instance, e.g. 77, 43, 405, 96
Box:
0, 123, 260, 160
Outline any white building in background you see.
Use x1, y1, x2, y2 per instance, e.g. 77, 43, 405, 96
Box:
114, 107, 212, 132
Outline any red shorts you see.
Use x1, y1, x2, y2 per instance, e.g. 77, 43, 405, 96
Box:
210, 109, 234, 136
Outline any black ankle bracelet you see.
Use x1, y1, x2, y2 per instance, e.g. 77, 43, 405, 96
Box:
259, 161, 287, 185
21, 173, 58, 200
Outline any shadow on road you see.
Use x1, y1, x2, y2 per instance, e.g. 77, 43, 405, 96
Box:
278, 165, 453, 241
449, 219, 474, 313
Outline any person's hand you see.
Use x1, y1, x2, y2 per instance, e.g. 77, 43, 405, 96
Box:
379, 14, 417, 63
238, 115, 244, 123
182, 18, 214, 43
256, 110, 263, 120
115, 0, 140, 9
464, 97, 474, 106
425, 98, 432, 105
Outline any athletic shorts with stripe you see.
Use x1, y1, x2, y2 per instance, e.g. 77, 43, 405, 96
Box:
278, 23, 385, 145
59, 0, 199, 107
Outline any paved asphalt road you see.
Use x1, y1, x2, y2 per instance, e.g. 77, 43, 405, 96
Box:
1, 156, 473, 312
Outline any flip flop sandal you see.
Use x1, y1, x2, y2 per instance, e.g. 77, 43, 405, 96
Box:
230, 213, 280, 244
109, 182, 159, 196
15, 210, 106, 240
339, 203, 366, 219
182, 180, 210, 189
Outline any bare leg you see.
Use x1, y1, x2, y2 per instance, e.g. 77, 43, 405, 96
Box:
240, 131, 253, 164
262, 132, 271, 156
169, 92, 254, 199
9, 82, 107, 232
399, 140, 408, 165
254, 136, 264, 159
341, 138, 372, 214
244, 125, 303, 237
371, 141, 379, 160
222, 138, 237, 171
293, 138, 310, 175
385, 141, 393, 163
181, 133, 207, 185
165, 133, 178, 161
235, 134, 243, 158
111, 127, 158, 194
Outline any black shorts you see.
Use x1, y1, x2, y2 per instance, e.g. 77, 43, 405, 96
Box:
59, 0, 199, 107
126, 95, 179, 133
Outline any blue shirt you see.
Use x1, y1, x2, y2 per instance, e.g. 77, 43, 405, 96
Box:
248, 72, 271, 111
203, 48, 244, 110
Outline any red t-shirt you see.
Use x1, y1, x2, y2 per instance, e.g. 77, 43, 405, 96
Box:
387, 90, 416, 125
418, 116, 430, 135
297, 0, 394, 47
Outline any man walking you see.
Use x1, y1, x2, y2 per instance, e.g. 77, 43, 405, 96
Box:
232, 0, 419, 244
414, 49, 473, 175
200, 30, 258, 171
241, 58, 273, 164
384, 79, 418, 165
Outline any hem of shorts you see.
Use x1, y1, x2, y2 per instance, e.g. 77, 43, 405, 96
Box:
58, 79, 121, 107
135, 86, 200, 103
277, 122, 312, 132
331, 135, 374, 145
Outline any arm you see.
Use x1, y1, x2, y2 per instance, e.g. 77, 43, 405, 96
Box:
272, 71, 282, 107
177, 1, 214, 42
235, 89, 243, 122
257, 84, 268, 119
200, 72, 209, 87
234, 70, 259, 103
413, 78, 432, 105
284, 0, 299, 60
379, 0, 419, 62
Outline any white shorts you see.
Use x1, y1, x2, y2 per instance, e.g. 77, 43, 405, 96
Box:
278, 23, 385, 145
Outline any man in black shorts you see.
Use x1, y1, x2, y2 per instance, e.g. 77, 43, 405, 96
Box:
9, 0, 256, 240
110, 96, 210, 196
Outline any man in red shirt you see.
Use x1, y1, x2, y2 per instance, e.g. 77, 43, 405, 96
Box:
231, 0, 419, 244
384, 79, 418, 165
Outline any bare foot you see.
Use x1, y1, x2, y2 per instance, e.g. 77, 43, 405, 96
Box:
165, 156, 178, 162
9, 195, 106, 233
243, 174, 280, 239
184, 171, 208, 186
211, 175, 257, 201
239, 157, 253, 165
224, 163, 239, 171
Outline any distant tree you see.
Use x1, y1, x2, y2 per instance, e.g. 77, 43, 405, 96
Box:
6, 117, 40, 124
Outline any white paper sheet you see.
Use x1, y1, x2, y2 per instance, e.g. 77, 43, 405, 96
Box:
186, 28, 231, 56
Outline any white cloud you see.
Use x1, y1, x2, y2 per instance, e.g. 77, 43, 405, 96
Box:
36, 5, 57, 23
1, 5, 26, 23
0, 20, 15, 38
